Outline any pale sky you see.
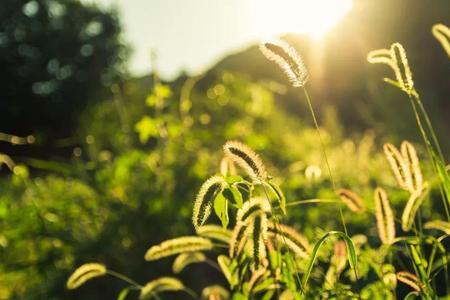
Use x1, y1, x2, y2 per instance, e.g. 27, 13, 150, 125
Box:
84, 0, 353, 79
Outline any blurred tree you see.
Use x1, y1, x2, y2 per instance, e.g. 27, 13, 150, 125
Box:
0, 0, 128, 144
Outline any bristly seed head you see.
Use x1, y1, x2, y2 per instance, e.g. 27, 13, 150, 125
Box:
336, 188, 366, 213
260, 39, 309, 87
374, 187, 395, 245
383, 143, 414, 192
432, 23, 450, 59
223, 141, 268, 182
192, 175, 227, 230
396, 272, 422, 292
66, 263, 107, 290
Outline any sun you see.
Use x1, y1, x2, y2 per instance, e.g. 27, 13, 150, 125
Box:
253, 0, 353, 40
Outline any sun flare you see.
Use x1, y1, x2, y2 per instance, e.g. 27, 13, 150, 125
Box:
253, 0, 353, 40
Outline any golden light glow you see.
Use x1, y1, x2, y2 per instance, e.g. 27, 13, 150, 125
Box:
253, 0, 353, 40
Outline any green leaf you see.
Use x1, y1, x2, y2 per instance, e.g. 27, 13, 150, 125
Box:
226, 175, 244, 184
214, 192, 229, 228
117, 287, 131, 300
301, 231, 358, 288
223, 186, 243, 208
254, 278, 275, 293
234, 182, 252, 202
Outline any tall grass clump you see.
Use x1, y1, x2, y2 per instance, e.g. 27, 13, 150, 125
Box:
368, 38, 450, 222
66, 24, 450, 299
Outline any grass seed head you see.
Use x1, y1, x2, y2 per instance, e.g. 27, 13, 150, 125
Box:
424, 220, 450, 235
139, 277, 185, 300
193, 176, 227, 230
400, 141, 423, 194
396, 272, 421, 292
223, 141, 267, 182
336, 188, 366, 213
390, 43, 415, 95
237, 197, 271, 224
145, 236, 214, 261
432, 23, 450, 59
259, 39, 309, 87
172, 252, 206, 273
66, 263, 107, 290
374, 187, 395, 245
383, 143, 414, 192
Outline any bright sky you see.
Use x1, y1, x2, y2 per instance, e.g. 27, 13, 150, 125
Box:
84, 0, 352, 79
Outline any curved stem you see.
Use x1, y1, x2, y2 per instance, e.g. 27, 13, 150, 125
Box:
107, 270, 143, 289
183, 287, 198, 299
204, 258, 221, 272
302, 87, 348, 236
285, 199, 340, 207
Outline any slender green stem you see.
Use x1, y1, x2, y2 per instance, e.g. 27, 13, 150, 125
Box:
408, 94, 450, 221
285, 199, 340, 207
302, 87, 348, 235
107, 270, 142, 289
204, 258, 222, 272
262, 184, 304, 294
414, 95, 444, 160
183, 287, 198, 299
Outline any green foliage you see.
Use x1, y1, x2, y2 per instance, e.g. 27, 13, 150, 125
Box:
2, 22, 450, 300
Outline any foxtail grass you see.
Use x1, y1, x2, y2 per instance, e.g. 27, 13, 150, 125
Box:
260, 38, 348, 235
432, 23, 450, 58
145, 236, 214, 261
192, 176, 227, 230
223, 141, 268, 182
336, 189, 366, 213
66, 263, 107, 290
374, 187, 396, 244
368, 42, 450, 223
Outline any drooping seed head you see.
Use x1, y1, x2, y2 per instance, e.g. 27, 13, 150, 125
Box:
367, 49, 394, 66
172, 252, 206, 274
374, 187, 395, 245
192, 176, 227, 230
223, 141, 267, 182
145, 236, 214, 261
396, 272, 421, 292
201, 285, 230, 300
66, 263, 107, 290
236, 197, 271, 224
424, 220, 450, 235
259, 39, 309, 87
367, 43, 416, 96
336, 188, 366, 213
196, 225, 232, 243
432, 23, 450, 59
140, 277, 185, 300
267, 221, 310, 258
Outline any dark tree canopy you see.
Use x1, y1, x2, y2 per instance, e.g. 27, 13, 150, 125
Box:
0, 0, 127, 140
